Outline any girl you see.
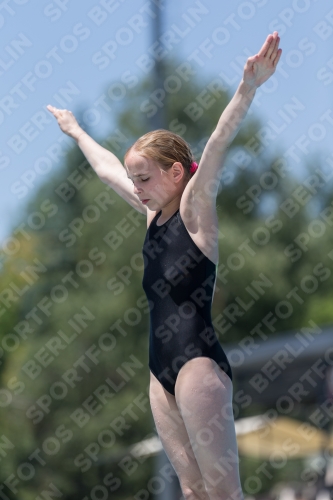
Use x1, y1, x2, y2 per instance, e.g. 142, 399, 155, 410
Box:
48, 32, 282, 500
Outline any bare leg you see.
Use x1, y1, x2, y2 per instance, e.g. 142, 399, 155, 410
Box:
149, 371, 210, 500
174, 357, 244, 500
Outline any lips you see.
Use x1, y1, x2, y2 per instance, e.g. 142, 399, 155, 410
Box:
141, 199, 149, 203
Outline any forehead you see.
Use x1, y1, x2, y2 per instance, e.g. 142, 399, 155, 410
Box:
125, 152, 156, 177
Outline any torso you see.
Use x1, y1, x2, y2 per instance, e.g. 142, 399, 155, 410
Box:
146, 199, 219, 266
142, 202, 232, 396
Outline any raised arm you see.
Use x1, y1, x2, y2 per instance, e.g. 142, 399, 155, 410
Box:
46, 105, 146, 214
188, 31, 282, 204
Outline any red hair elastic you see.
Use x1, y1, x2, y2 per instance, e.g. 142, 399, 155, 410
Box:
190, 161, 198, 173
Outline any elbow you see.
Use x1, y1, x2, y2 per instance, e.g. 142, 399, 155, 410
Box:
95, 166, 111, 184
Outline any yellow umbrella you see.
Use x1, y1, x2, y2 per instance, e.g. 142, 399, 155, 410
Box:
236, 416, 331, 458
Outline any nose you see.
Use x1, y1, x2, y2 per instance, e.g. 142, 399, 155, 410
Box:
133, 183, 142, 195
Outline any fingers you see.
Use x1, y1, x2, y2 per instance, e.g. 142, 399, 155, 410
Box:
266, 32, 279, 59
266, 34, 280, 62
47, 105, 72, 120
47, 104, 56, 115
273, 48, 282, 67
246, 54, 258, 64
257, 33, 274, 58
258, 31, 280, 59
47, 105, 64, 113
47, 104, 62, 118
245, 54, 258, 72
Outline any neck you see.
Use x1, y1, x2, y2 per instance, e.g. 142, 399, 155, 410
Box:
158, 197, 181, 221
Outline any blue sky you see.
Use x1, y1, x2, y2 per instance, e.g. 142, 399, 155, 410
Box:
1, 0, 332, 246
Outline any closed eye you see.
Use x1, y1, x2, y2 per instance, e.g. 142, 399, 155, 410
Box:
127, 177, 149, 182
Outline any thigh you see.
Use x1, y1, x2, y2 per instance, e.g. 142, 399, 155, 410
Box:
174, 357, 242, 498
149, 371, 208, 497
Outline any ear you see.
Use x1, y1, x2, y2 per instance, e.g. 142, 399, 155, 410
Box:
171, 162, 186, 183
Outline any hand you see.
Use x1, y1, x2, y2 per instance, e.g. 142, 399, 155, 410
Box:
47, 105, 84, 141
243, 31, 282, 89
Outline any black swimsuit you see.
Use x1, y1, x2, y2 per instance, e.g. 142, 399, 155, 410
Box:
142, 208, 232, 395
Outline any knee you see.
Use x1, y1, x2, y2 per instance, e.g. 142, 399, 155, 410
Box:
205, 481, 243, 500
181, 480, 209, 500
181, 487, 209, 500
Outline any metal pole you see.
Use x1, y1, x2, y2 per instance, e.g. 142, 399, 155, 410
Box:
150, 1, 166, 130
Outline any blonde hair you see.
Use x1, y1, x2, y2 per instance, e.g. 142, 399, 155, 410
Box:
124, 129, 196, 179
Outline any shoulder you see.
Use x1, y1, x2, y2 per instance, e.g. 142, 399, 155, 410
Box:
179, 185, 219, 265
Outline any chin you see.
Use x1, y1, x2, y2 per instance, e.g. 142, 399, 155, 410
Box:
149, 201, 159, 210
154, 200, 165, 209
148, 198, 167, 211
